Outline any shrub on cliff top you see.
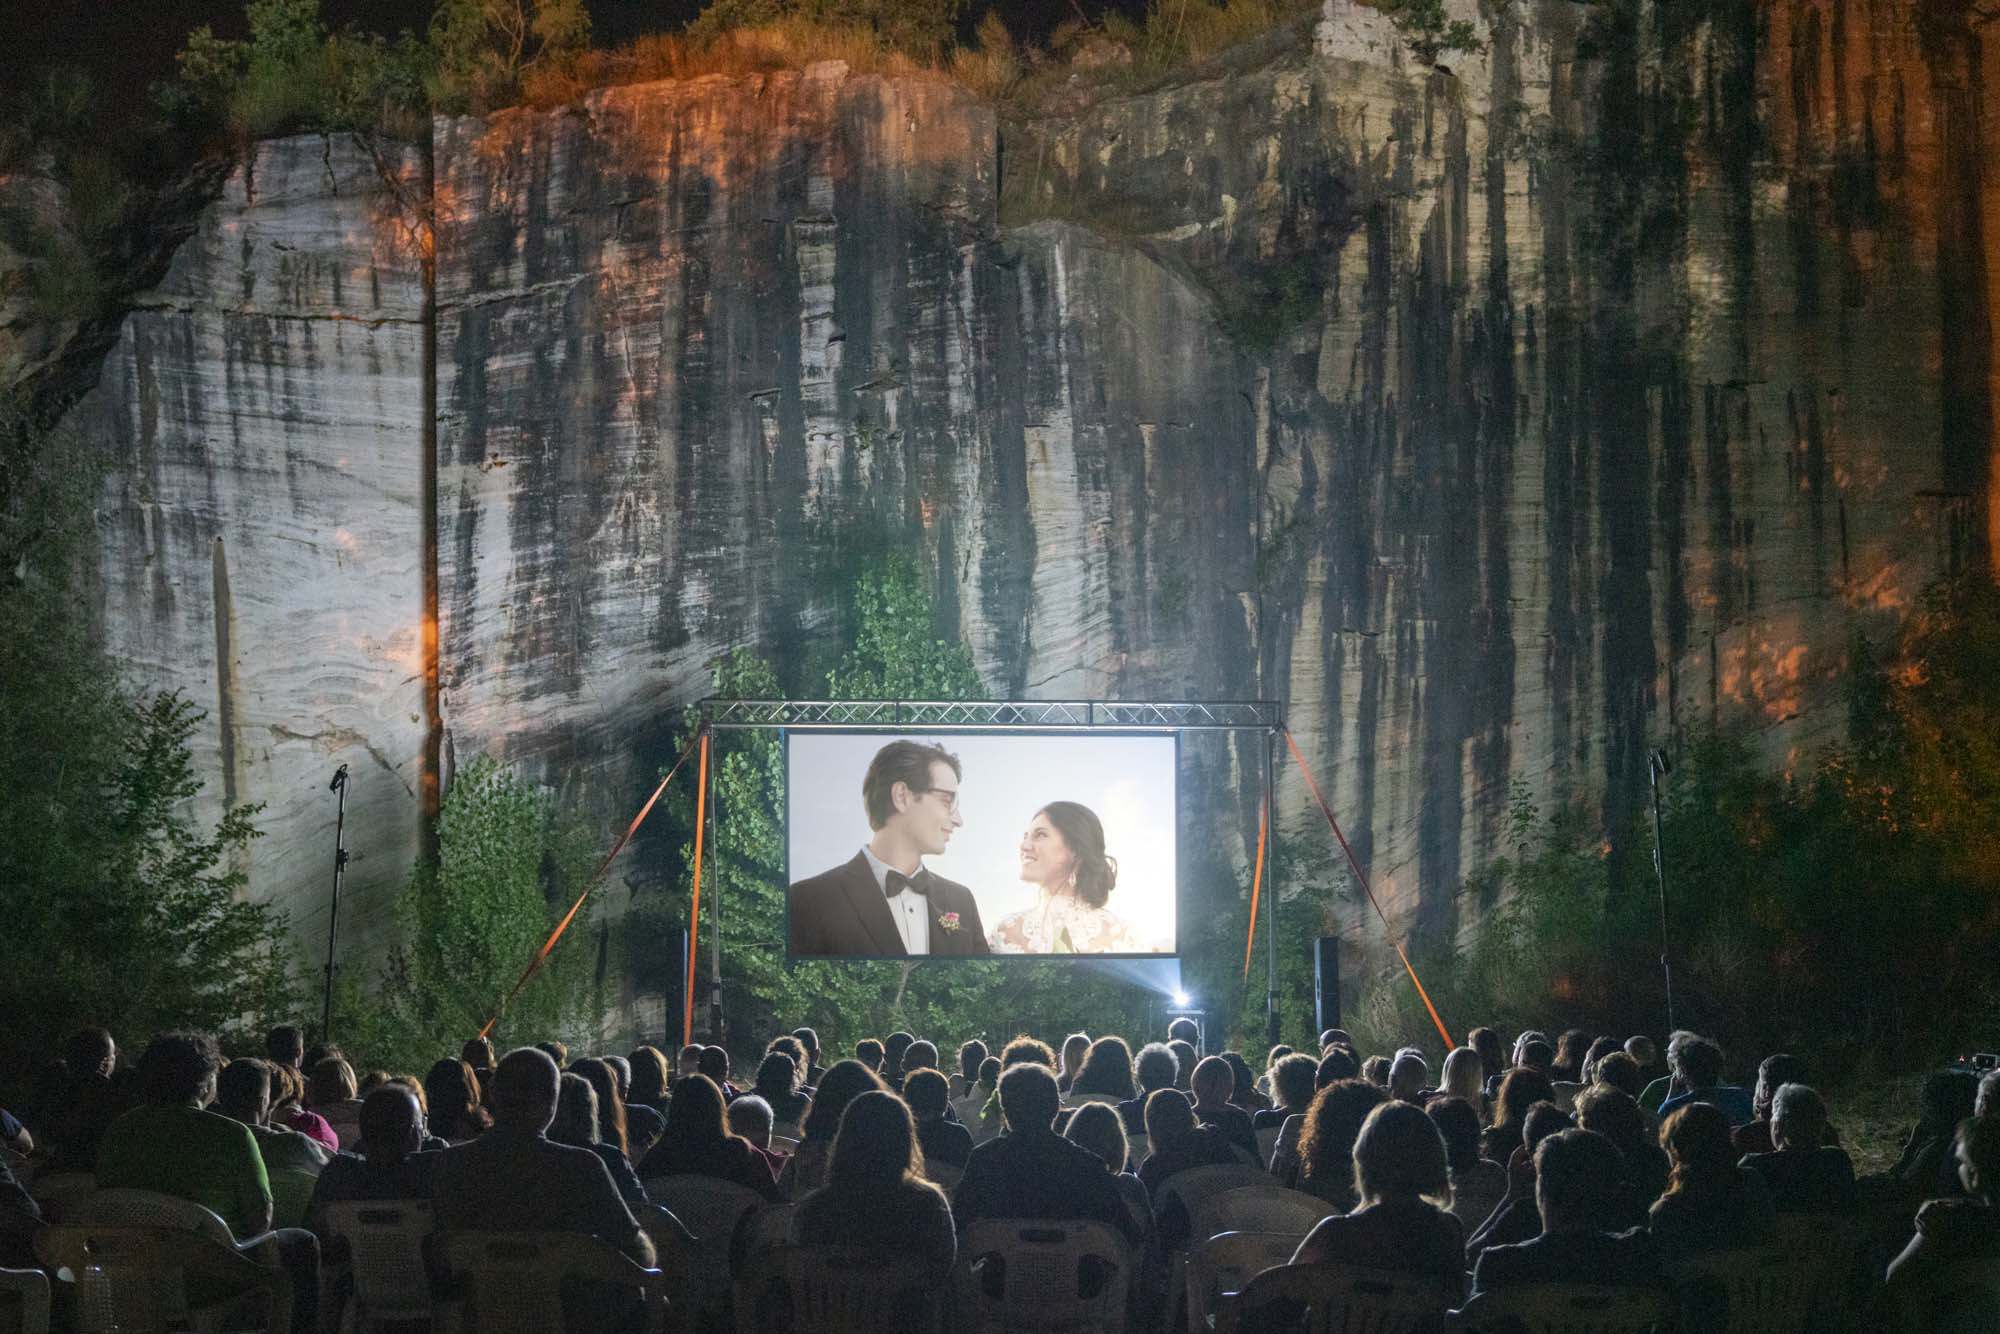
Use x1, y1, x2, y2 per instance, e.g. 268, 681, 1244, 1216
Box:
689, 0, 965, 64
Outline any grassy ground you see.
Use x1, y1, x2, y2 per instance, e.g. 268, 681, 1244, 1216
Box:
1833, 1072, 1925, 1177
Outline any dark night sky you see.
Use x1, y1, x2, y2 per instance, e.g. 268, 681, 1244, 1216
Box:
3, 1, 1128, 112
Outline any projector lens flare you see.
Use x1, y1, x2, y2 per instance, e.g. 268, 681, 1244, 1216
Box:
1172, 991, 1191, 1007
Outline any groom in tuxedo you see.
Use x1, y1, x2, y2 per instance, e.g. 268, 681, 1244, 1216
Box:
788, 739, 990, 957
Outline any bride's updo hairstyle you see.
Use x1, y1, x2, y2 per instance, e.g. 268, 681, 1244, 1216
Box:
1040, 801, 1118, 908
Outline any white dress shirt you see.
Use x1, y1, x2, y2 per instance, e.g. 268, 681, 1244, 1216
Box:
860, 844, 930, 956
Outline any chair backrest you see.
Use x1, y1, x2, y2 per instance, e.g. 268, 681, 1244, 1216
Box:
924, 1159, 965, 1192
25, 1172, 96, 1223
1156, 1164, 1276, 1238
438, 1231, 665, 1334
1190, 1185, 1335, 1245
642, 1175, 765, 1244
35, 1223, 290, 1334
769, 1134, 801, 1153
1184, 1230, 1307, 1334
782, 1247, 944, 1334
321, 1200, 435, 1323
0, 1266, 50, 1334
959, 1219, 1131, 1334
770, 1121, 802, 1143
73, 1188, 240, 1249
1255, 1125, 1281, 1167
1451, 1282, 1676, 1334
1671, 1245, 1815, 1334
1214, 1262, 1453, 1334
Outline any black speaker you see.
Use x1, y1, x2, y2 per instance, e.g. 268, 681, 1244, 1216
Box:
1314, 936, 1341, 1032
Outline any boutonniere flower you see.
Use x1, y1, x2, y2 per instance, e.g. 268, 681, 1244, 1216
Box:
938, 912, 962, 932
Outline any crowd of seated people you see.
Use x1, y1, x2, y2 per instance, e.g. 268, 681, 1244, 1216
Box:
1, 1014, 1996, 1333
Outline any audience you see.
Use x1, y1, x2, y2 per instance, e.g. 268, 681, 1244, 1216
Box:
905, 1068, 973, 1169
751, 1052, 812, 1126
778, 1059, 884, 1197
308, 1084, 442, 1209
25, 1006, 1980, 1334
883, 1032, 917, 1084
677, 1044, 704, 1079
790, 1089, 955, 1268
954, 1064, 1142, 1247
1428, 1095, 1506, 1234
1739, 1083, 1858, 1215
215, 1057, 333, 1229
1648, 1101, 1777, 1263
424, 1058, 490, 1145
636, 1074, 780, 1201
1292, 1078, 1388, 1208
1119, 1042, 1179, 1137
1471, 1129, 1665, 1296
1292, 1102, 1465, 1299
854, 1038, 885, 1074
1068, 1036, 1138, 1106
1884, 1113, 2000, 1298
550, 1072, 647, 1206
308, 1056, 365, 1150
1657, 1035, 1755, 1129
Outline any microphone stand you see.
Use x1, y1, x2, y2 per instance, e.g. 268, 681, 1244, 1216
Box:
322, 763, 350, 1042
1648, 748, 1675, 1035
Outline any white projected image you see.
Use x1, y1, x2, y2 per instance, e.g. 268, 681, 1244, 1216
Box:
786, 732, 1178, 958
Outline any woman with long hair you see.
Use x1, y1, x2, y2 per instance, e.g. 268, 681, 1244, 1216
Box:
751, 1052, 812, 1125
424, 1059, 490, 1144
1481, 1067, 1556, 1164
777, 1059, 885, 1199
550, 1073, 647, 1205
1136, 1088, 1240, 1253
1648, 1101, 1776, 1263
789, 1090, 955, 1268
635, 1074, 781, 1201
1427, 1095, 1506, 1233
1294, 1078, 1390, 1208
987, 802, 1150, 953
1551, 1030, 1593, 1084
1068, 1037, 1137, 1104
1292, 1102, 1464, 1299
570, 1058, 632, 1160
1056, 1033, 1092, 1096
623, 1046, 669, 1156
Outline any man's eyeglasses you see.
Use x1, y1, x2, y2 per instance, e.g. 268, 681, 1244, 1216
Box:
919, 786, 960, 814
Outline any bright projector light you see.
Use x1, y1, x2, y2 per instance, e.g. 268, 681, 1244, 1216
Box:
1172, 991, 1191, 1008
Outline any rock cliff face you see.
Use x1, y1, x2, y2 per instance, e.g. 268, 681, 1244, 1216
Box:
51, 0, 1999, 995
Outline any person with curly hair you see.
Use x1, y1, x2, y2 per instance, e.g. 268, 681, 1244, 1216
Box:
1293, 1078, 1389, 1208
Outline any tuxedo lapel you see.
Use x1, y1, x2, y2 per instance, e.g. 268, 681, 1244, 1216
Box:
836, 852, 904, 956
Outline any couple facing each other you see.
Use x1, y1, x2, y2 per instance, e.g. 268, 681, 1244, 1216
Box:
787, 739, 1151, 957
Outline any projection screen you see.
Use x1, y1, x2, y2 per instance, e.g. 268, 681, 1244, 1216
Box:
785, 731, 1178, 959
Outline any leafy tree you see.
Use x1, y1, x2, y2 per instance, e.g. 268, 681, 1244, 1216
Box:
0, 400, 296, 1093
171, 0, 433, 139
429, 0, 592, 113
1382, 0, 1483, 65
348, 755, 602, 1069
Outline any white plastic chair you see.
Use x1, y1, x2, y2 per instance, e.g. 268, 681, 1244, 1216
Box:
958, 1219, 1132, 1334
0, 1267, 50, 1334
1189, 1185, 1334, 1245
435, 1231, 669, 1334
769, 1122, 802, 1143
924, 1159, 965, 1192
318, 1200, 434, 1334
1450, 1281, 1675, 1333
1213, 1262, 1453, 1334
769, 1135, 801, 1153
1255, 1125, 1281, 1167
1670, 1244, 1816, 1334
1184, 1230, 1305, 1334
643, 1177, 764, 1326
70, 1188, 283, 1326
782, 1246, 945, 1334
1156, 1164, 1279, 1240
36, 1222, 292, 1334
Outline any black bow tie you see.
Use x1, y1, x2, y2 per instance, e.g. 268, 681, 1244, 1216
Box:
884, 869, 930, 899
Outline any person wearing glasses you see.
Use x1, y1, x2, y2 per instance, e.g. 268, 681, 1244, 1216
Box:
787, 739, 991, 957
987, 801, 1150, 954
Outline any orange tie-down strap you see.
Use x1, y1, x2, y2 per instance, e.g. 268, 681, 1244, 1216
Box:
1282, 728, 1452, 1049
478, 728, 705, 1040
1242, 798, 1267, 981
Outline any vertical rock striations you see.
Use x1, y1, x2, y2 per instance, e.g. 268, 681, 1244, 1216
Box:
51, 0, 2000, 991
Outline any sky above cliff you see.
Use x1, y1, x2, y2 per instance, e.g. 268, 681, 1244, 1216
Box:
5, 0, 1132, 110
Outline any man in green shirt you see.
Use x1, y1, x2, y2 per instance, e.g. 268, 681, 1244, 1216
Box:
97, 1033, 320, 1333
97, 1032, 272, 1237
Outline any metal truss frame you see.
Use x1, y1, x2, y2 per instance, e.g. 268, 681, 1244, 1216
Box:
698, 698, 1284, 732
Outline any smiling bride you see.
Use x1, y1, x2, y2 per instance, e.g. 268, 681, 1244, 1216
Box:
987, 801, 1148, 954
